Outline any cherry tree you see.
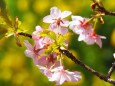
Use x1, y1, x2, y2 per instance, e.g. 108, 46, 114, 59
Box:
0, 0, 115, 85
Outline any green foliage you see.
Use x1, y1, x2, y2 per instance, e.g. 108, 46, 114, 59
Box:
40, 30, 56, 40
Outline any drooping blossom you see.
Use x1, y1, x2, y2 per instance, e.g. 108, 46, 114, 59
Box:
49, 66, 81, 85
83, 30, 106, 48
69, 15, 106, 47
37, 65, 53, 79
69, 15, 92, 35
43, 6, 71, 34
24, 40, 44, 64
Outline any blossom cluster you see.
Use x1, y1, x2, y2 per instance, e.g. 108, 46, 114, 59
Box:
24, 6, 106, 85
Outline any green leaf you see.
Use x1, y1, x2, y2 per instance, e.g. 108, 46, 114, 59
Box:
40, 30, 56, 40
48, 31, 56, 40
5, 27, 14, 38
57, 35, 65, 46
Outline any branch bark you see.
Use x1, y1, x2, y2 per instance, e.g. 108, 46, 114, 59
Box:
106, 62, 115, 78
59, 49, 115, 85
91, 0, 115, 16
18, 32, 115, 85
18, 32, 32, 38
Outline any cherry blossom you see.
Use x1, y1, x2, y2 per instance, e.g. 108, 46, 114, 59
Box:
49, 66, 81, 85
69, 15, 106, 47
24, 40, 44, 64
43, 6, 71, 27
69, 15, 92, 34
37, 65, 53, 79
84, 30, 106, 48
43, 6, 71, 34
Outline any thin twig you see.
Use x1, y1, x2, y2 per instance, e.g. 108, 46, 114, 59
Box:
106, 62, 115, 78
59, 49, 115, 85
91, 0, 115, 16
18, 32, 32, 38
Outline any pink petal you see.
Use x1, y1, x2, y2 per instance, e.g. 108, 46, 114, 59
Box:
24, 40, 33, 50
85, 36, 95, 45
60, 28, 68, 34
95, 37, 102, 48
78, 34, 86, 41
37, 56, 47, 65
61, 11, 72, 19
100, 36, 106, 39
50, 7, 61, 18
35, 26, 43, 32
24, 50, 34, 58
43, 15, 54, 23
71, 15, 83, 21
37, 65, 52, 79
33, 55, 39, 65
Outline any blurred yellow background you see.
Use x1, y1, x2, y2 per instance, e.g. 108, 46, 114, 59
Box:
0, 0, 115, 86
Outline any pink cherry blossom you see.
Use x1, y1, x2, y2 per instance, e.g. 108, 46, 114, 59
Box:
69, 15, 92, 34
43, 6, 72, 27
38, 52, 60, 68
24, 40, 44, 64
49, 66, 81, 85
79, 30, 106, 48
37, 65, 53, 79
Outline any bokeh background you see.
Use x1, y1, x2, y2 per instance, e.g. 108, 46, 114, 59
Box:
0, 0, 115, 86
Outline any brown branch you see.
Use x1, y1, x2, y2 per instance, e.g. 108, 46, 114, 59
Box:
18, 32, 32, 38
106, 62, 115, 78
59, 49, 115, 85
91, 0, 115, 16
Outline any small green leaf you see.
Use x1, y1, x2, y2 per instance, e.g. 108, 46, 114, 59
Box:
5, 27, 14, 37
48, 31, 56, 40
57, 35, 65, 46
40, 30, 56, 40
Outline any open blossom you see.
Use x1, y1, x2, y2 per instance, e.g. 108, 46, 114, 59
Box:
24, 40, 44, 64
69, 15, 106, 47
43, 6, 71, 34
79, 30, 106, 48
43, 6, 72, 27
69, 15, 92, 34
49, 66, 81, 85
37, 65, 53, 79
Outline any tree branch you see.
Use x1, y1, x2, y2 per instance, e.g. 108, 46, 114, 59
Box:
106, 62, 115, 78
18, 32, 115, 85
91, 0, 115, 16
18, 32, 32, 38
59, 49, 115, 85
